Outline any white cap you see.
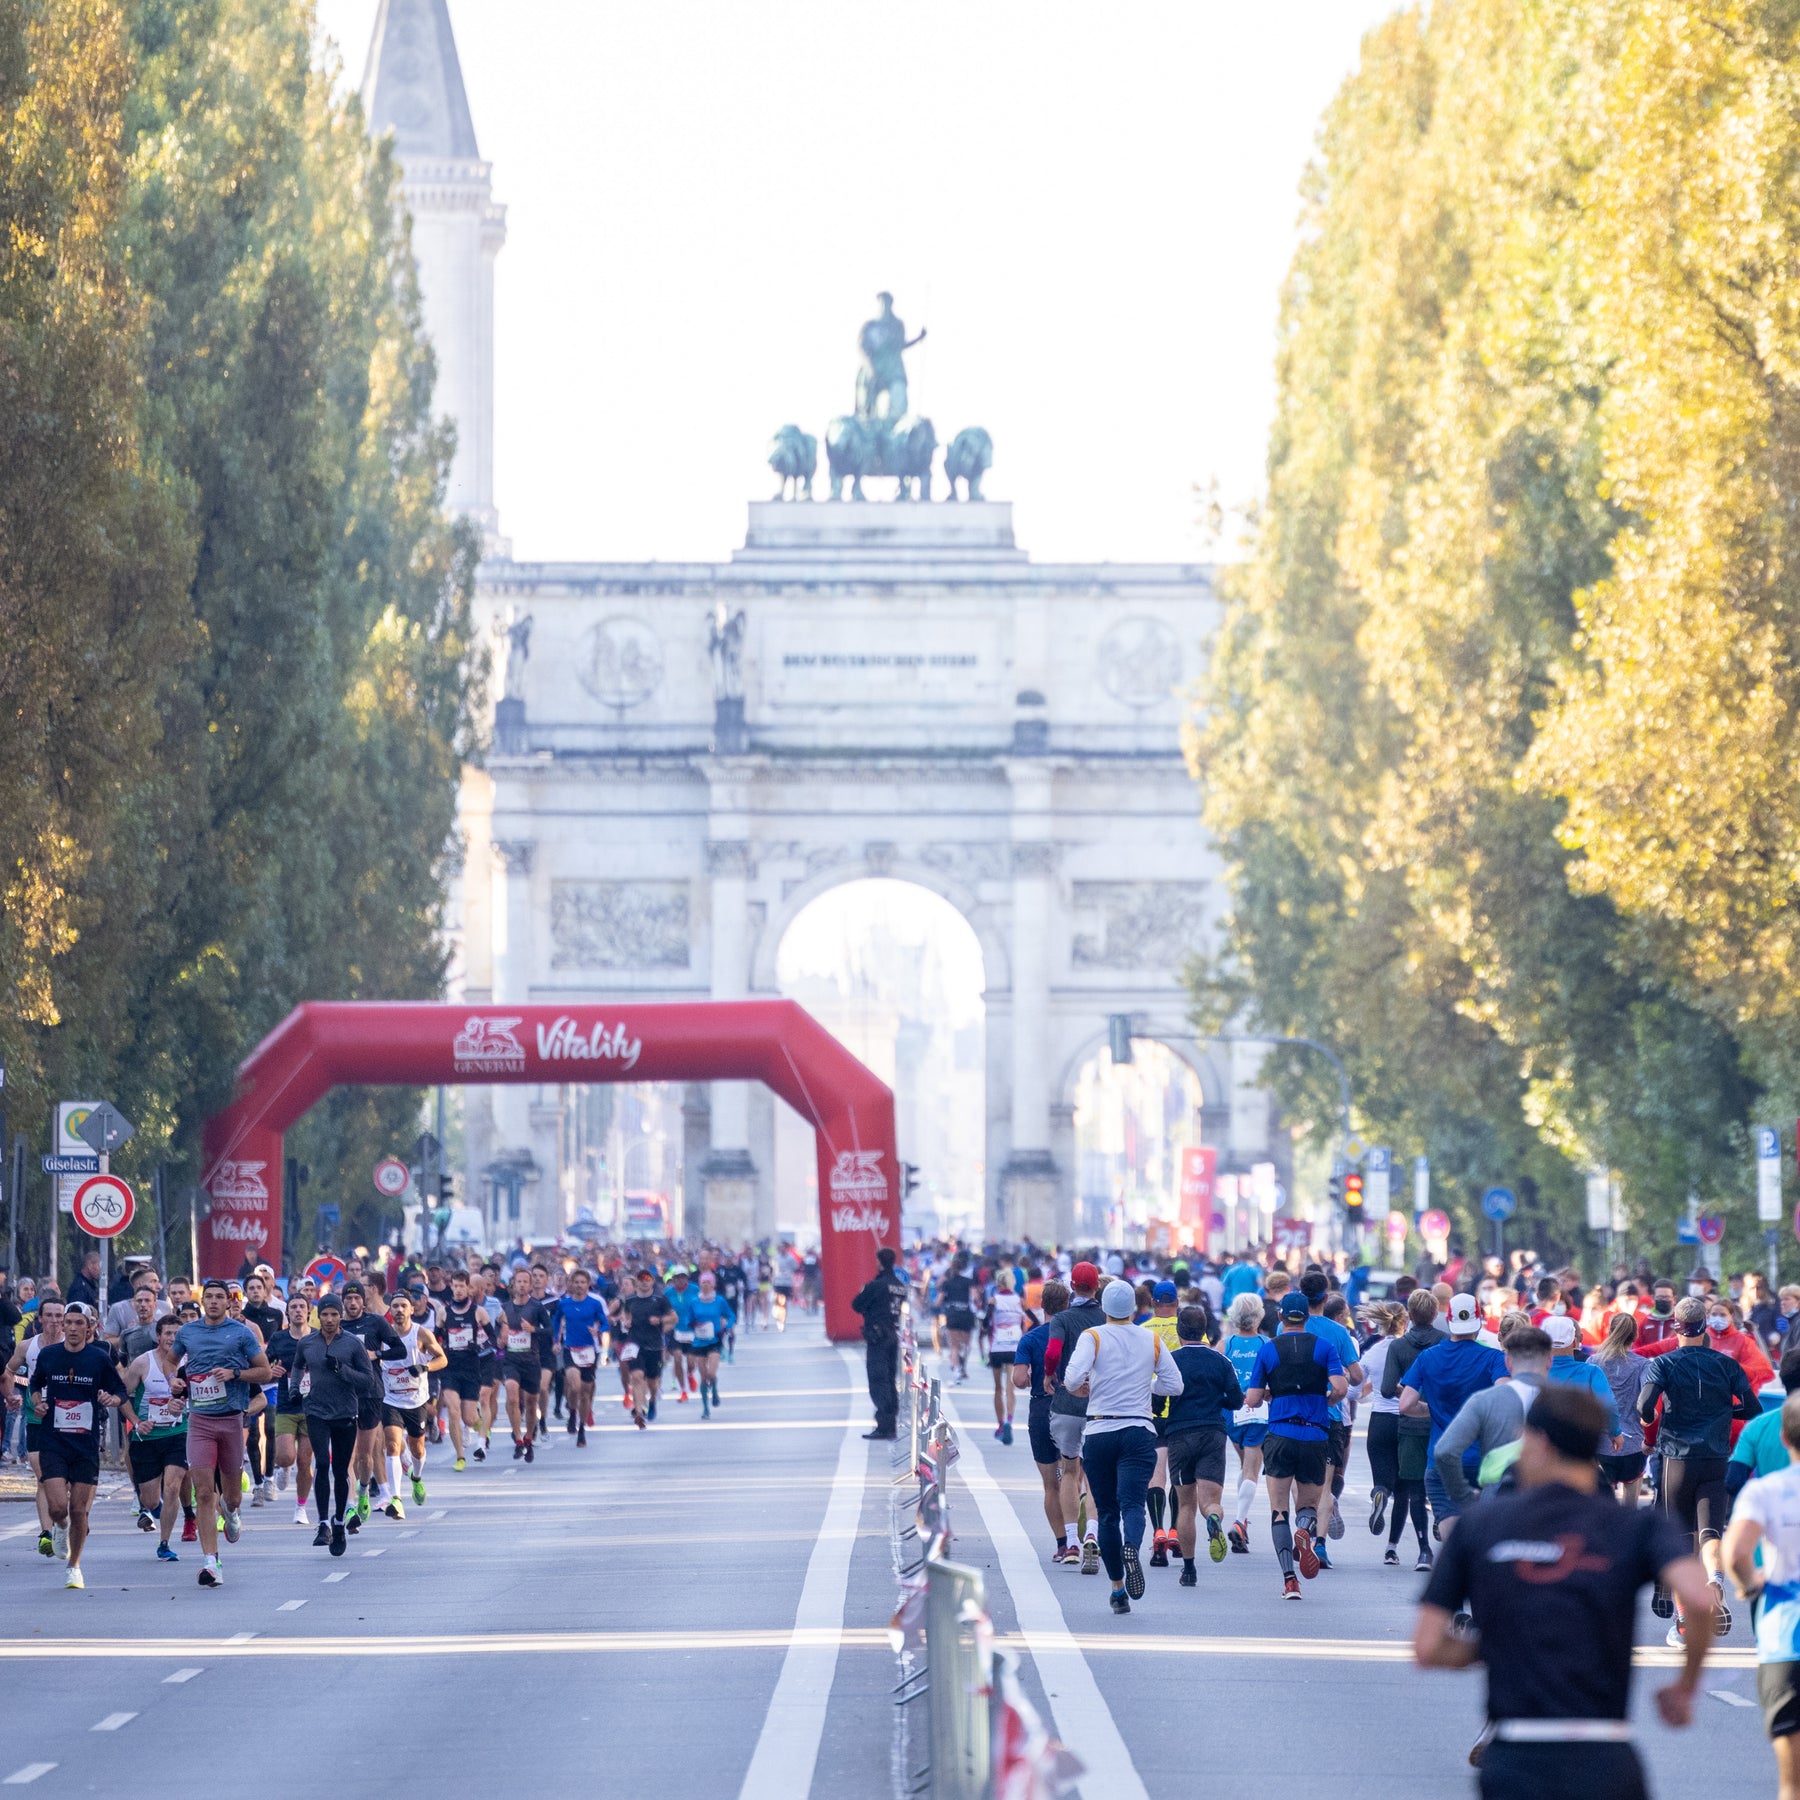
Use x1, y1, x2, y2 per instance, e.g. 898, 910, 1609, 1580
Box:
1101, 1279, 1136, 1319
1542, 1315, 1578, 1348
1446, 1293, 1481, 1336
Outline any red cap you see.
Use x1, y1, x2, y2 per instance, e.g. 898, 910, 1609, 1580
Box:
1070, 1262, 1101, 1292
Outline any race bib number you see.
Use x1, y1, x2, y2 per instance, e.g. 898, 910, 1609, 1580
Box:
189, 1372, 228, 1406
619, 1342, 639, 1362
448, 1327, 473, 1351
506, 1330, 531, 1353
674, 1330, 694, 1345
571, 1346, 596, 1368
53, 1398, 93, 1434
299, 1372, 312, 1398
147, 1397, 184, 1429
694, 1323, 715, 1343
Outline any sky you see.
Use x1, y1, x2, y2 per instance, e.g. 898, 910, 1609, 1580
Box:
313, 0, 1403, 566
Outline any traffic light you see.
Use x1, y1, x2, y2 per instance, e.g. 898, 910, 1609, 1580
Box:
1107, 1014, 1134, 1066
1344, 1171, 1365, 1216
1327, 1167, 1344, 1208
437, 1173, 454, 1204
900, 1162, 921, 1201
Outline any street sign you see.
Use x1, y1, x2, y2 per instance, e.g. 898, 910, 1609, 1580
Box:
71, 1173, 134, 1238
1384, 1209, 1408, 1246
1365, 1147, 1391, 1215
316, 1204, 340, 1229
411, 1132, 442, 1167
1420, 1208, 1452, 1241
1697, 1215, 1725, 1245
373, 1158, 410, 1198
1345, 1137, 1366, 1162
1480, 1186, 1517, 1222
304, 1253, 348, 1288
42, 1154, 99, 1175
55, 1101, 99, 1215
1759, 1127, 1783, 1223
75, 1101, 134, 1158
1413, 1155, 1430, 1216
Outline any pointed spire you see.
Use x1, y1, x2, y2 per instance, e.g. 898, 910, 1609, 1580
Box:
362, 0, 480, 162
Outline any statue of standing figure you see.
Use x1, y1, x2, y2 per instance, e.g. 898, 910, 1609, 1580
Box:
855, 292, 926, 424
495, 606, 532, 701
707, 600, 746, 702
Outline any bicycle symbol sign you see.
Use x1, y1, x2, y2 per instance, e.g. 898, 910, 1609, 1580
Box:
71, 1173, 135, 1238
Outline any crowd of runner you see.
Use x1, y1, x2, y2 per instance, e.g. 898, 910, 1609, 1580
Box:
0, 1242, 811, 1589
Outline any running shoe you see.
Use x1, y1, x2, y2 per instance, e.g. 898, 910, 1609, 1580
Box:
356, 1490, 372, 1523
633, 1408, 646, 1430
472, 1444, 486, 1462
294, 1506, 309, 1526
1122, 1542, 1146, 1599
51, 1523, 68, 1560
157, 1542, 178, 1562
198, 1559, 222, 1588
1368, 1487, 1389, 1535
1327, 1508, 1345, 1541
1414, 1546, 1434, 1573
577, 1428, 587, 1446
1713, 1585, 1733, 1636
1294, 1526, 1320, 1580
1282, 1574, 1301, 1600
622, 1394, 633, 1412
1666, 1620, 1685, 1649
36, 1533, 52, 1558
222, 1510, 242, 1545
250, 1485, 268, 1508
1314, 1542, 1334, 1571
1227, 1522, 1249, 1555
65, 1565, 84, 1590
701, 1401, 711, 1420
181, 1515, 198, 1543
1179, 1563, 1198, 1586
524, 1440, 534, 1463
276, 1465, 288, 1492
1207, 1516, 1227, 1564
994, 1426, 1004, 1442
345, 1512, 361, 1536
646, 1400, 656, 1422
1001, 1421, 1012, 1446
709, 1386, 721, 1410
330, 1520, 347, 1558
455, 1456, 466, 1472
383, 1499, 404, 1520
677, 1389, 689, 1404
1052, 1544, 1078, 1565
136, 1507, 155, 1532
1383, 1546, 1399, 1566
566, 1413, 578, 1434
312, 1522, 331, 1548
586, 1407, 596, 1426
1652, 1582, 1675, 1618
1149, 1534, 1168, 1569
411, 1474, 426, 1505
513, 1438, 524, 1460
1080, 1539, 1100, 1576
1109, 1589, 1130, 1615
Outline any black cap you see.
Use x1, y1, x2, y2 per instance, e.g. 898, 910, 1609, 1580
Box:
316, 1294, 344, 1313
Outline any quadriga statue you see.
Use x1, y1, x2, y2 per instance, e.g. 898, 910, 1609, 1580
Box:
944, 427, 993, 501
768, 424, 818, 500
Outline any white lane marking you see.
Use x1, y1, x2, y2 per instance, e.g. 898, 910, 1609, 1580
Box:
362, 1548, 386, 1558
394, 1528, 418, 1538
324, 1571, 349, 1583
1711, 1689, 1756, 1707
2, 1765, 55, 1784
0, 1522, 38, 1540
427, 1509, 446, 1520
225, 1632, 256, 1644
940, 1388, 1152, 1800
736, 1347, 869, 1800
163, 1668, 202, 1683
91, 1713, 136, 1731
277, 1600, 306, 1612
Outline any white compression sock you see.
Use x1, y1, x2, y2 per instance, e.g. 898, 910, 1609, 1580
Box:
1236, 1479, 1257, 1524
410, 1445, 425, 1479
386, 1454, 403, 1496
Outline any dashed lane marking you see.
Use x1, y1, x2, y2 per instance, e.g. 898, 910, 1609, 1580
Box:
2, 1765, 55, 1784
91, 1713, 136, 1731
162, 1669, 201, 1684
277, 1600, 306, 1612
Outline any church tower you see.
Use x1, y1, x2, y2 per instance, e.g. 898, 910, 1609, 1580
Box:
363, 0, 506, 550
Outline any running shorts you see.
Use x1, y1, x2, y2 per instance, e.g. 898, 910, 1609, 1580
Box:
272, 1411, 308, 1440
1048, 1411, 1086, 1461
185, 1410, 246, 1485
383, 1403, 430, 1436
1166, 1426, 1228, 1488
1027, 1397, 1057, 1467
356, 1395, 382, 1433
1761, 1661, 1800, 1739
24, 1420, 45, 1457
37, 1437, 100, 1487
1326, 1420, 1351, 1471
1662, 1454, 1729, 1542
1397, 1429, 1430, 1482
502, 1355, 541, 1389
129, 1433, 188, 1483
988, 1350, 1017, 1369
1261, 1431, 1327, 1488
634, 1347, 663, 1383
945, 1308, 976, 1333
443, 1368, 482, 1403
427, 1372, 442, 1401
1227, 1420, 1268, 1450
1598, 1450, 1647, 1486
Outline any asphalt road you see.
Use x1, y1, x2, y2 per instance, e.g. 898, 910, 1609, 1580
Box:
0, 1318, 1776, 1799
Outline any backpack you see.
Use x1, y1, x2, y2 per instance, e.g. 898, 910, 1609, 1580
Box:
1264, 1330, 1328, 1399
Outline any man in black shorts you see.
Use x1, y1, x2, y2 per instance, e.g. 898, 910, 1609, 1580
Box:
439, 1267, 489, 1468
1242, 1290, 1346, 1600
495, 1267, 551, 1458
616, 1269, 672, 1428
1163, 1305, 1245, 1584
1417, 1385, 1715, 1800
30, 1303, 135, 1589
1639, 1295, 1758, 1644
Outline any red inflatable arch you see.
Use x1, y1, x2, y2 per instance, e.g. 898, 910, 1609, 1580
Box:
199, 1000, 899, 1342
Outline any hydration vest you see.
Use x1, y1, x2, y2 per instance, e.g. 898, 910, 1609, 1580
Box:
1264, 1331, 1328, 1399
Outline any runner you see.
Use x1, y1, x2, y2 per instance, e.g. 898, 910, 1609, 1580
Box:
985, 1270, 1028, 1446
1140, 1280, 1182, 1562
265, 1292, 316, 1525
1241, 1289, 1347, 1600
1044, 1262, 1107, 1573
1221, 1292, 1270, 1555
1638, 1295, 1758, 1646
714, 1254, 745, 1363
771, 1248, 794, 1332
496, 1267, 552, 1458
378, 1290, 446, 1515
1162, 1304, 1244, 1584
338, 1280, 409, 1521
687, 1270, 736, 1421
288, 1293, 379, 1556
940, 1251, 978, 1385
1014, 1281, 1072, 1560
29, 1303, 135, 1589
1415, 1385, 1714, 1800
1062, 1278, 1184, 1614
1, 1296, 65, 1556
615, 1268, 673, 1428
122, 1314, 188, 1561
1591, 1310, 1652, 1504
437, 1266, 490, 1467
1300, 1269, 1362, 1560
1721, 1391, 1800, 1798
1356, 1301, 1407, 1563
1396, 1291, 1506, 1545
528, 1262, 559, 1427
665, 1264, 698, 1403
555, 1265, 607, 1443
172, 1277, 272, 1588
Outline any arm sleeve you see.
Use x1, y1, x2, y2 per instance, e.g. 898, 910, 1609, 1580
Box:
1637, 1358, 1664, 1422
1043, 1329, 1064, 1383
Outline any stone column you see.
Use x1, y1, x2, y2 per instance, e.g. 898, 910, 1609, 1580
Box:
702, 838, 758, 1243
488, 839, 536, 1188
1001, 762, 1061, 1244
